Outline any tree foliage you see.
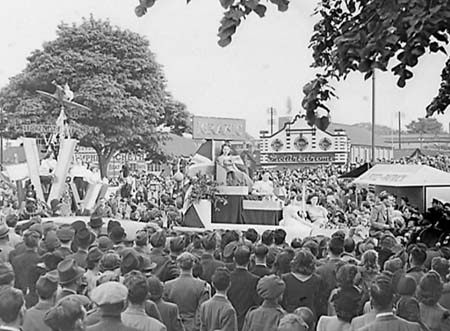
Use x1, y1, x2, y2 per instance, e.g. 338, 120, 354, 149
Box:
136, 0, 450, 130
406, 117, 444, 134
0, 16, 190, 177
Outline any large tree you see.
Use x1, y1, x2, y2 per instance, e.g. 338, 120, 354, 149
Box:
406, 117, 444, 134
136, 0, 450, 129
0, 16, 190, 177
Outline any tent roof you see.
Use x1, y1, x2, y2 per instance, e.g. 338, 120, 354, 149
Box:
353, 164, 450, 187
339, 163, 372, 179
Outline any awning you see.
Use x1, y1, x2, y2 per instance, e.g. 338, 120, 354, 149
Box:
353, 164, 450, 187
339, 163, 372, 179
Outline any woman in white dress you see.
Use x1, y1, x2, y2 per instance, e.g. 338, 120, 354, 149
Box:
279, 194, 312, 228
306, 194, 328, 226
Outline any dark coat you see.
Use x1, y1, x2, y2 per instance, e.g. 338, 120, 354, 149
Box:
199, 253, 225, 284
242, 301, 285, 331
86, 314, 140, 331
249, 264, 271, 278
10, 248, 40, 307
68, 249, 88, 269
155, 298, 185, 331
227, 268, 262, 331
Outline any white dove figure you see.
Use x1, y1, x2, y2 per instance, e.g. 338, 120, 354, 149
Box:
63, 83, 74, 102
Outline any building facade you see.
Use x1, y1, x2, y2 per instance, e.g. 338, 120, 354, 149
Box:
259, 115, 349, 167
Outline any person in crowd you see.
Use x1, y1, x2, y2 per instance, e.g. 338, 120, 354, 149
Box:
199, 232, 224, 285
69, 228, 95, 269
227, 245, 262, 331
122, 271, 167, 331
199, 267, 237, 331
281, 248, 327, 317
369, 191, 394, 238
395, 275, 422, 325
147, 276, 185, 331
250, 244, 271, 278
252, 171, 274, 197
317, 286, 361, 331
56, 258, 85, 301
0, 223, 13, 263
134, 230, 151, 255
56, 224, 75, 258
0, 261, 15, 290
417, 271, 450, 331
277, 313, 308, 331
0, 287, 25, 331
87, 216, 103, 238
150, 230, 171, 280
44, 295, 88, 331
84, 247, 103, 296
357, 274, 421, 331
163, 252, 210, 331
242, 274, 286, 331
23, 271, 59, 331
88, 281, 138, 331
305, 194, 328, 225
316, 236, 344, 300
10, 229, 41, 307
293, 307, 315, 331
358, 249, 379, 303
406, 245, 427, 285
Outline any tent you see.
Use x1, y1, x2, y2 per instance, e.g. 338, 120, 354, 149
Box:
339, 163, 372, 179
353, 164, 450, 211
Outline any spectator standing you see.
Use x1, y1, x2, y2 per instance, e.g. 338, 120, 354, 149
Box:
122, 271, 166, 331
242, 274, 286, 331
200, 268, 237, 331
23, 271, 59, 331
227, 246, 262, 331
164, 252, 210, 331
0, 287, 25, 331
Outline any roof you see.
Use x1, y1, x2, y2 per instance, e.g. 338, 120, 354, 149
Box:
160, 133, 202, 157
328, 123, 391, 147
353, 164, 450, 187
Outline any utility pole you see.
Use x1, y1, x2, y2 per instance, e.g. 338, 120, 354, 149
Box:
398, 111, 402, 150
0, 108, 3, 171
371, 72, 376, 163
267, 107, 276, 135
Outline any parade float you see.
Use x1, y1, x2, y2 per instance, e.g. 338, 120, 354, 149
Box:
175, 116, 317, 241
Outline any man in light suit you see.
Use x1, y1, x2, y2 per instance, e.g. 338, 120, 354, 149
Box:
164, 252, 210, 331
356, 274, 421, 331
369, 192, 394, 238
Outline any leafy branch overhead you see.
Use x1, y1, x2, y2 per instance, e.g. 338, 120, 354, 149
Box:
136, 0, 450, 130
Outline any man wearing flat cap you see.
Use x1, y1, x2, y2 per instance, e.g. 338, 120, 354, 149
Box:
23, 271, 59, 331
44, 295, 88, 331
242, 275, 286, 331
87, 281, 139, 331
56, 224, 75, 258
164, 252, 210, 331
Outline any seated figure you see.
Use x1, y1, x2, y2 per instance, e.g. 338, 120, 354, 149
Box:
216, 142, 252, 187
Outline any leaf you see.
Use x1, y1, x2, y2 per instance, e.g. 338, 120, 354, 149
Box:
253, 4, 267, 17
135, 5, 147, 17
220, 0, 234, 9
218, 36, 232, 47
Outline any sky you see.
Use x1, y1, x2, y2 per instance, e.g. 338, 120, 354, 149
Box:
1, 0, 450, 136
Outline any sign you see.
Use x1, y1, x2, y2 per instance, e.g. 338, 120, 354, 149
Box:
17, 123, 73, 134
264, 152, 336, 164
364, 173, 408, 183
193, 116, 246, 141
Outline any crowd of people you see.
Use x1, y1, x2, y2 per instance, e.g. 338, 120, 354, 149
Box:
1, 153, 450, 330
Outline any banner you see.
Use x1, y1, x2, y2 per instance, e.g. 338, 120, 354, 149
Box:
192, 116, 246, 140
264, 152, 336, 164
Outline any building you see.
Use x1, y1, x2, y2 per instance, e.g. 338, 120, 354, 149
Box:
259, 115, 349, 167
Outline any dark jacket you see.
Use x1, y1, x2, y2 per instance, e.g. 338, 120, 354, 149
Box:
199, 253, 225, 284
155, 298, 185, 331
10, 248, 40, 307
249, 264, 271, 278
227, 267, 262, 331
86, 313, 140, 331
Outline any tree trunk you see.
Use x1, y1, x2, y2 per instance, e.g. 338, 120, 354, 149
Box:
96, 149, 115, 179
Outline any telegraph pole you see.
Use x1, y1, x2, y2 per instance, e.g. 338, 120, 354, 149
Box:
398, 111, 402, 150
267, 107, 276, 135
371, 72, 376, 162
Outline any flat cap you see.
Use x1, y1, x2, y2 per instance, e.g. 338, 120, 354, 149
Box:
257, 275, 286, 299
100, 252, 121, 271
56, 224, 75, 242
87, 247, 103, 263
97, 236, 113, 252
91, 281, 128, 306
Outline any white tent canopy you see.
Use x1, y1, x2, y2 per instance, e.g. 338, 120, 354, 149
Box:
353, 164, 450, 187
